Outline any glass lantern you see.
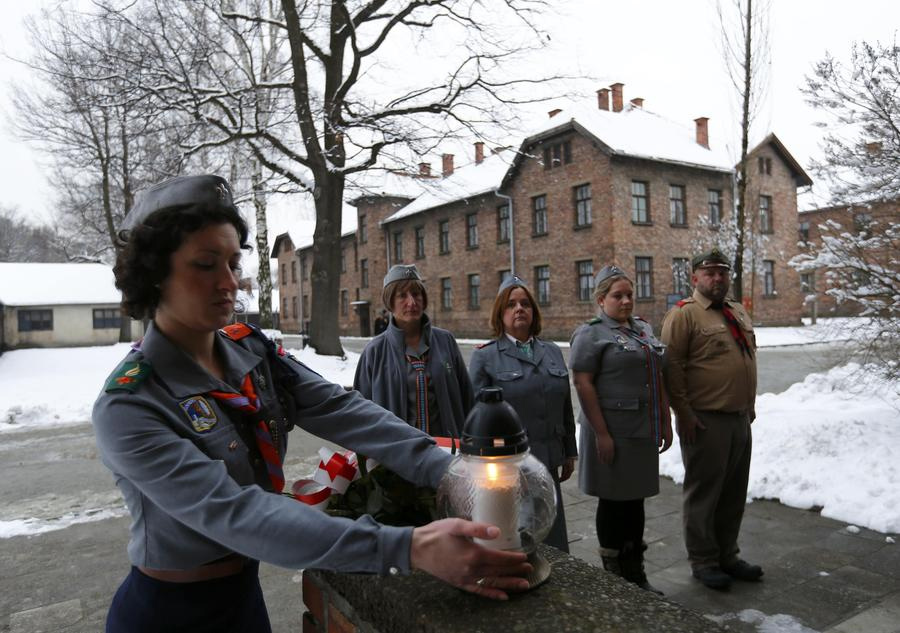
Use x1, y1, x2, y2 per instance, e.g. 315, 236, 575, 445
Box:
437, 387, 557, 587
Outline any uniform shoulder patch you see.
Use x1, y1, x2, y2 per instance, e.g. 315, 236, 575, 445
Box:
474, 340, 496, 349
587, 316, 604, 325
105, 361, 152, 393
220, 322, 254, 340
675, 298, 694, 308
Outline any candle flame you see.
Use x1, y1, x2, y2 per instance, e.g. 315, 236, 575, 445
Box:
486, 462, 499, 482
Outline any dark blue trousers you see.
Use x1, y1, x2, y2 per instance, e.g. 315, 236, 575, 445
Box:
106, 561, 271, 633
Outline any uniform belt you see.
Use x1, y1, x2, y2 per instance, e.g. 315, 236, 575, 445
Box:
138, 553, 249, 583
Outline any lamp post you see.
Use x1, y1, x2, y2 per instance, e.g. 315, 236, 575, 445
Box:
438, 387, 557, 587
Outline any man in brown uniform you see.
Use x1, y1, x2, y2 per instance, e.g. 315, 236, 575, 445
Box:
661, 248, 763, 590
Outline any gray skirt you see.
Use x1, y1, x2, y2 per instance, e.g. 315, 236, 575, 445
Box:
577, 422, 659, 500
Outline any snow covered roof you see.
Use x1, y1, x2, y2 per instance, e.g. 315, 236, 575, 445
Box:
382, 151, 513, 224
523, 102, 734, 173
345, 168, 428, 202
0, 263, 121, 307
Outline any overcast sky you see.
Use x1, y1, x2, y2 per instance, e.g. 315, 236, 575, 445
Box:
1, 0, 897, 230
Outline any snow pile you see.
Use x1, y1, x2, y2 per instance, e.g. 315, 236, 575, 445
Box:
708, 609, 819, 633
660, 362, 900, 533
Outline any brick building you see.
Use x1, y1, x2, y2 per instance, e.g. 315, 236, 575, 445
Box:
274, 84, 811, 338
797, 199, 899, 317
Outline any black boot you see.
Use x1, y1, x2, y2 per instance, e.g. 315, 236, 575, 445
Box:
619, 541, 663, 595
600, 547, 623, 577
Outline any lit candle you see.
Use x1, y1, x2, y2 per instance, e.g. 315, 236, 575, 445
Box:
472, 460, 522, 550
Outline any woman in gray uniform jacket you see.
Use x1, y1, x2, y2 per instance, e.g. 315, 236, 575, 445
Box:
468, 276, 577, 552
93, 176, 531, 633
569, 265, 673, 594
354, 264, 475, 438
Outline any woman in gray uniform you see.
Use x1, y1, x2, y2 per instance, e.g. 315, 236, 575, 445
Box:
468, 276, 577, 552
569, 265, 673, 594
93, 175, 531, 633
354, 264, 474, 438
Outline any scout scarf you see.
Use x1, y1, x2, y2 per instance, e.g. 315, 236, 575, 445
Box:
618, 326, 665, 445
406, 354, 430, 434
720, 305, 753, 357
208, 374, 285, 493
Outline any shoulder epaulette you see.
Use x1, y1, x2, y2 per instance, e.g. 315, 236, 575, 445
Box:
634, 314, 646, 322
105, 361, 152, 393
220, 322, 254, 340
474, 340, 496, 349
587, 316, 603, 325
675, 298, 694, 308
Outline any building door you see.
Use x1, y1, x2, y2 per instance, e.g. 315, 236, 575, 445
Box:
354, 302, 371, 337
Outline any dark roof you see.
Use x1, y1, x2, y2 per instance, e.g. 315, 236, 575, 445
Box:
747, 133, 813, 188
270, 232, 294, 259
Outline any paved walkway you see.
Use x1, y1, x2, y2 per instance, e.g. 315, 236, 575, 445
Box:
2, 420, 898, 632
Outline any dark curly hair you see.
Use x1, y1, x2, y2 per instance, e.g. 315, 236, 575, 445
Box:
114, 203, 251, 320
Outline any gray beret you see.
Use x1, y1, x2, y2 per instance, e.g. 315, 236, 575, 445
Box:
497, 274, 529, 296
383, 264, 424, 287
120, 175, 236, 236
593, 264, 629, 287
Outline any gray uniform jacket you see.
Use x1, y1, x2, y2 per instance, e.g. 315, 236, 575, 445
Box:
92, 322, 451, 574
569, 313, 667, 499
468, 337, 577, 470
353, 315, 475, 438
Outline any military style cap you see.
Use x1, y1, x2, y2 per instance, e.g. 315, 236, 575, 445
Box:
120, 175, 236, 234
383, 264, 424, 288
692, 248, 732, 271
497, 275, 529, 296
593, 264, 629, 287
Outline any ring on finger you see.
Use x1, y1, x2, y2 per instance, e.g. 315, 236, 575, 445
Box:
475, 577, 487, 587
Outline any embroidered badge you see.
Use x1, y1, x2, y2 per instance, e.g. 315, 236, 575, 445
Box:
105, 361, 152, 393
180, 396, 218, 432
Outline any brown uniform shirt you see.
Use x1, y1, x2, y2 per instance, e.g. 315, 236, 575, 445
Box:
660, 289, 757, 420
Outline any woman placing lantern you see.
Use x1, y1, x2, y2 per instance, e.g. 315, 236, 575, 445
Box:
354, 264, 475, 438
467, 276, 577, 552
569, 265, 673, 594
93, 176, 531, 633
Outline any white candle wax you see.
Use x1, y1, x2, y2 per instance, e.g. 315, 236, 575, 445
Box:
472, 463, 522, 550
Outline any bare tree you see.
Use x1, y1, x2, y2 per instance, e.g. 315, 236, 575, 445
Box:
0, 207, 66, 262
94, 0, 558, 355
791, 40, 900, 379
717, 0, 770, 302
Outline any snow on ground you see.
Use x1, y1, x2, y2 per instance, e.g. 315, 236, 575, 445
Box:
0, 319, 897, 534
659, 361, 900, 534
708, 609, 820, 633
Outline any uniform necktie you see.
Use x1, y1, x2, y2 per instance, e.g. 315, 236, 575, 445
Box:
208, 374, 285, 493
406, 354, 430, 434
720, 305, 753, 357
516, 340, 533, 360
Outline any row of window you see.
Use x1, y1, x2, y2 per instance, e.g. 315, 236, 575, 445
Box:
16, 309, 122, 332
423, 257, 781, 311
630, 182, 774, 233
281, 295, 310, 321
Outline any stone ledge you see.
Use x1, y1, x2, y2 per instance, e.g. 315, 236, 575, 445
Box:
304, 546, 723, 633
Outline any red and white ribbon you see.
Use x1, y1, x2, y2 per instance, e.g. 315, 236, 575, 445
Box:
291, 447, 379, 509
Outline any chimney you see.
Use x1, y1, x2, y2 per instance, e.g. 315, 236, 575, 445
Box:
418, 162, 431, 177
474, 141, 485, 165
610, 82, 624, 112
442, 153, 454, 177
630, 97, 644, 108
597, 88, 610, 111
548, 108, 562, 118
694, 117, 709, 148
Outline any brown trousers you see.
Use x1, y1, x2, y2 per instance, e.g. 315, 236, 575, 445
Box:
680, 410, 752, 570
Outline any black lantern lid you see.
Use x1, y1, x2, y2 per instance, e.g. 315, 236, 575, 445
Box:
460, 387, 529, 456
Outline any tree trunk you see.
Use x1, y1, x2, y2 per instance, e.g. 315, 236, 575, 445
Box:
733, 0, 753, 302
308, 169, 345, 355
251, 160, 274, 329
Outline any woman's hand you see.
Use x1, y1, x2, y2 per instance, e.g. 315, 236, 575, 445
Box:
593, 430, 615, 465
559, 457, 576, 482
659, 418, 673, 454
410, 519, 532, 600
